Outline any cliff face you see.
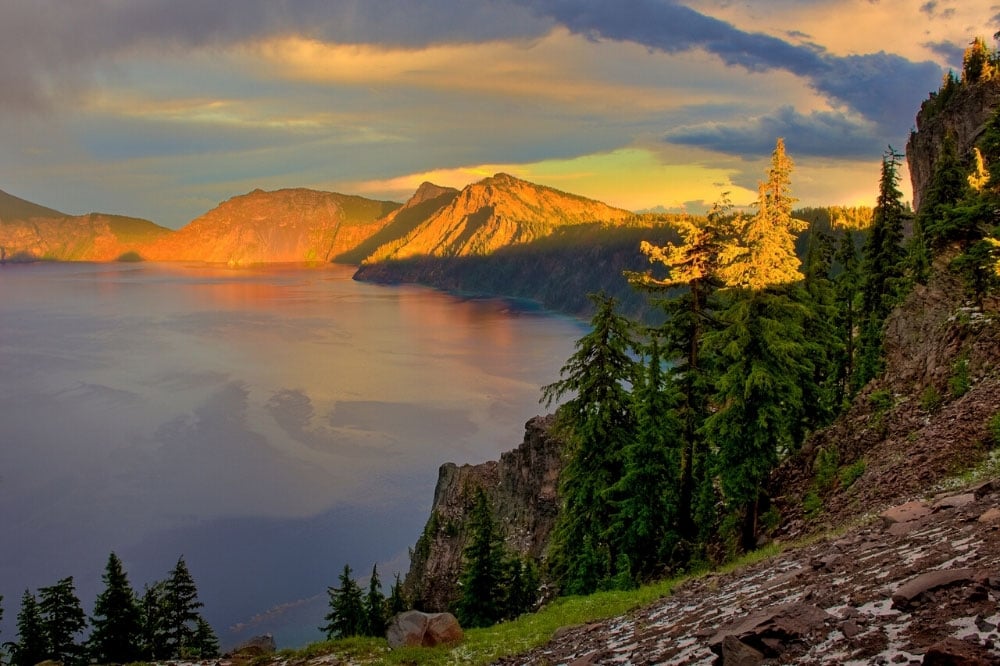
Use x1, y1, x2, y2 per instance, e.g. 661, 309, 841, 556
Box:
403, 415, 564, 612
906, 78, 1000, 211
0, 212, 172, 262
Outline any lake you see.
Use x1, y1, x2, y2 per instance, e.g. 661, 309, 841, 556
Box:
0, 262, 582, 648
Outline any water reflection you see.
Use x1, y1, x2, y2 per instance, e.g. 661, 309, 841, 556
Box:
0, 262, 581, 647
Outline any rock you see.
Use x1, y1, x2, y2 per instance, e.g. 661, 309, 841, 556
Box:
881, 501, 933, 527
933, 493, 977, 510
922, 637, 998, 665
969, 480, 995, 499
386, 610, 463, 649
709, 603, 833, 658
978, 507, 1000, 523
568, 651, 604, 666
227, 633, 277, 658
891, 568, 979, 609
721, 635, 765, 666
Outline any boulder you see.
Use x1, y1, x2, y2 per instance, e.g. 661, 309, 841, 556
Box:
721, 635, 765, 666
891, 568, 979, 609
880, 500, 932, 527
709, 603, 832, 659
922, 637, 998, 665
229, 634, 277, 656
977, 507, 1000, 523
932, 493, 976, 511
386, 610, 463, 649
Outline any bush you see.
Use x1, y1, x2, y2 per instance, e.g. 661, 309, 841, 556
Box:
920, 385, 942, 411
838, 460, 866, 489
949, 356, 971, 398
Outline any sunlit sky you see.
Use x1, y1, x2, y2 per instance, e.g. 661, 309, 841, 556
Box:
0, 1, 996, 229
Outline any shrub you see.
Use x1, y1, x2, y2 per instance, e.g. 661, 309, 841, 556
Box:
920, 385, 942, 411
838, 460, 866, 489
949, 356, 971, 398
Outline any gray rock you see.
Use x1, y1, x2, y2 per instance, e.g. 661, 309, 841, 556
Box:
386, 610, 463, 649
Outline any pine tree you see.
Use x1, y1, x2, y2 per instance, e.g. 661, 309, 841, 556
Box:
320, 565, 365, 639
500, 556, 538, 619
138, 581, 168, 661
387, 573, 408, 617
363, 564, 387, 638
833, 231, 862, 402
88, 552, 143, 665
919, 133, 969, 250
10, 591, 47, 666
190, 617, 220, 658
38, 577, 87, 666
454, 489, 504, 628
161, 557, 204, 657
542, 293, 638, 593
606, 337, 681, 580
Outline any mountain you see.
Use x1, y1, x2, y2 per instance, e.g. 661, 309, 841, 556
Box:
0, 189, 172, 262
359, 173, 633, 262
143, 188, 402, 265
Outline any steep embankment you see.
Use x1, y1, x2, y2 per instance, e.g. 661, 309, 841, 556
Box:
144, 188, 401, 265
0, 189, 172, 262
403, 415, 564, 612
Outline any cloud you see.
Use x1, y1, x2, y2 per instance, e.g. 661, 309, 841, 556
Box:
664, 106, 882, 159
924, 40, 965, 69
523, 0, 942, 136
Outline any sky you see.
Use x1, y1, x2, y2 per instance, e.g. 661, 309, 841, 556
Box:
0, 1, 996, 229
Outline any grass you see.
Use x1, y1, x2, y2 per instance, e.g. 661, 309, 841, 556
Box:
279, 545, 797, 665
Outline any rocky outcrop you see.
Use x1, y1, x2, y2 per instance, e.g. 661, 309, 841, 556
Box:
402, 415, 564, 612
906, 78, 1000, 211
385, 611, 463, 649
497, 485, 1000, 664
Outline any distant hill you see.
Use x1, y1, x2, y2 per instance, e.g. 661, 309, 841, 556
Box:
143, 188, 402, 265
359, 173, 633, 262
0, 189, 172, 262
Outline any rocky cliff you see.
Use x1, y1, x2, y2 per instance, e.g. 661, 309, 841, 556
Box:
906, 78, 1000, 211
403, 415, 565, 612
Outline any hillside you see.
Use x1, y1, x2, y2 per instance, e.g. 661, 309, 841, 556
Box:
358, 173, 633, 263
143, 187, 401, 265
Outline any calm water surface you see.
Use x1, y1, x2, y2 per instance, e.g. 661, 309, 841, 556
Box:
0, 262, 581, 647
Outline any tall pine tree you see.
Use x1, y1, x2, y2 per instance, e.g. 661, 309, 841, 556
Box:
88, 552, 143, 665
38, 577, 87, 666
161, 557, 204, 658
454, 489, 504, 628
320, 565, 365, 639
363, 565, 387, 638
10, 591, 47, 666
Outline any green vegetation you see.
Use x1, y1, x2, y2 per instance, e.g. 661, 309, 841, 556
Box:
989, 411, 1000, 447
3, 555, 217, 665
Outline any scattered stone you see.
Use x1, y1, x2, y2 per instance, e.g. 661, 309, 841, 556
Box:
933, 493, 977, 511
551, 624, 584, 641
721, 634, 765, 666
227, 634, 276, 657
386, 610, 463, 649
709, 603, 833, 658
881, 501, 933, 528
891, 568, 979, 609
567, 651, 603, 666
842, 620, 862, 639
970, 480, 996, 499
978, 507, 1000, 524
922, 637, 998, 665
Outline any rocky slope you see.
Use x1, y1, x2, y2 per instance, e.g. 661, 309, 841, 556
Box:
403, 415, 565, 612
359, 173, 633, 263
906, 78, 1000, 210
143, 188, 400, 265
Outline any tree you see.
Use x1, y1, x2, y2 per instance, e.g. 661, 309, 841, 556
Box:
703, 138, 812, 552
500, 556, 539, 619
38, 577, 87, 666
542, 293, 639, 593
363, 564, 387, 638
10, 591, 47, 666
606, 337, 682, 580
320, 564, 365, 639
190, 617, 219, 658
454, 489, 504, 628
962, 36, 994, 84
88, 552, 143, 665
138, 581, 168, 661
387, 573, 408, 616
161, 557, 204, 657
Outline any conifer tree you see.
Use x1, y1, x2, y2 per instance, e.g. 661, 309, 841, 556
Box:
363, 564, 387, 638
454, 489, 504, 628
704, 138, 811, 551
38, 577, 87, 666
387, 573, 408, 617
161, 557, 204, 657
191, 617, 220, 658
606, 337, 681, 580
88, 552, 143, 665
139, 581, 168, 660
542, 293, 638, 593
320, 565, 365, 639
919, 133, 969, 250
833, 231, 862, 402
500, 556, 539, 619
10, 591, 47, 666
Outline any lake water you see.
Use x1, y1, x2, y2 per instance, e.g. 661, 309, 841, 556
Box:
0, 262, 582, 648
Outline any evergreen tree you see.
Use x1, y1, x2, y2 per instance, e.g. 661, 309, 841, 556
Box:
962, 36, 994, 83
606, 337, 681, 580
919, 133, 970, 249
320, 565, 365, 639
190, 617, 219, 658
857, 147, 908, 388
833, 231, 862, 402
363, 564, 387, 638
454, 489, 504, 628
387, 573, 408, 617
542, 293, 638, 593
703, 138, 811, 552
10, 591, 47, 666
88, 552, 143, 665
161, 557, 204, 657
500, 556, 538, 619
138, 581, 168, 661
38, 577, 87, 666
